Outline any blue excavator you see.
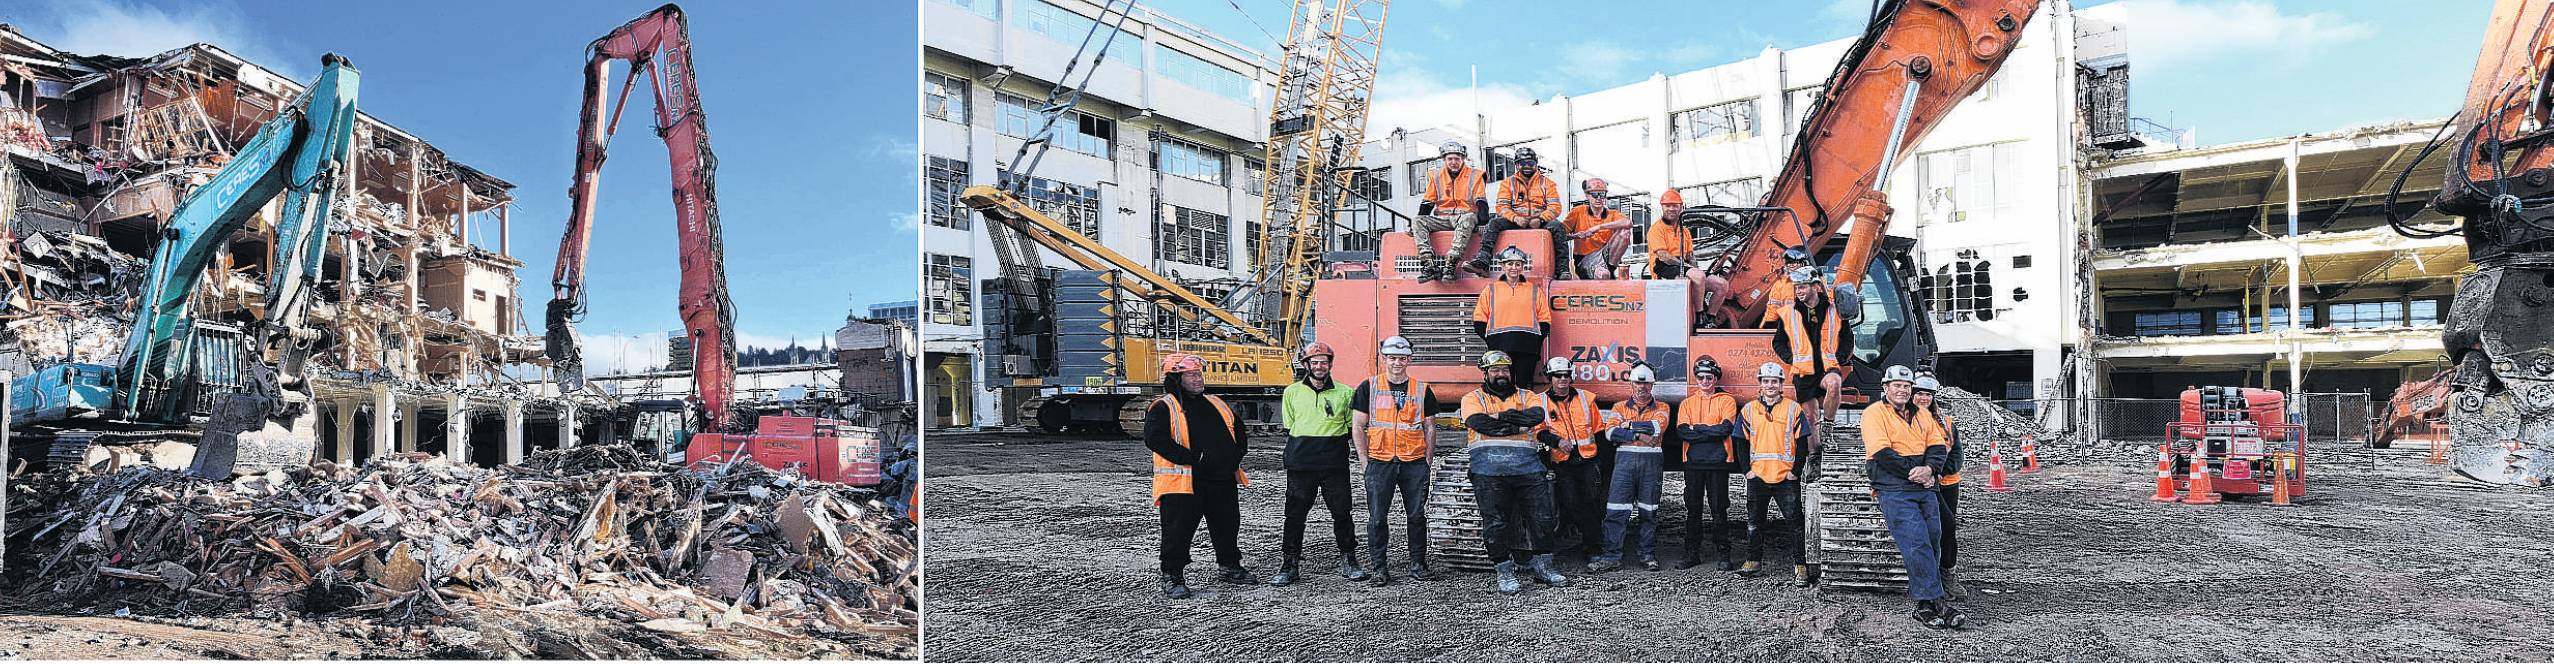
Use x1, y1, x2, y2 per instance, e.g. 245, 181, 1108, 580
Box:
7, 54, 360, 478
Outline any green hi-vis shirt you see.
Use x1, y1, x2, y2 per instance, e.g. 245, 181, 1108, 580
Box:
1282, 379, 1357, 437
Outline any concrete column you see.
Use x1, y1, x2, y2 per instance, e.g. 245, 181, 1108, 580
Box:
333, 398, 357, 461
445, 394, 470, 464
370, 385, 395, 459
398, 401, 419, 453
502, 400, 525, 465
558, 401, 582, 449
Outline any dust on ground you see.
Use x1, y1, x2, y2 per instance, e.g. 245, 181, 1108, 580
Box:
924, 431, 2553, 662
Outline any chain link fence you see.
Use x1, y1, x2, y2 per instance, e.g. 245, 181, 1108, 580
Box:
2078, 393, 2375, 449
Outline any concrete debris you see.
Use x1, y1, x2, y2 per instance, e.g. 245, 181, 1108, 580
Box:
1930, 386, 2064, 459
4, 447, 917, 650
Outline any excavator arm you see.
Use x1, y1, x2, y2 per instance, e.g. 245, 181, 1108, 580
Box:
1704, 0, 2039, 328
547, 3, 742, 430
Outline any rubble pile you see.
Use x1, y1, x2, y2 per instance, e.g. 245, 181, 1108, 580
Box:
1930, 386, 2074, 460
3, 447, 917, 647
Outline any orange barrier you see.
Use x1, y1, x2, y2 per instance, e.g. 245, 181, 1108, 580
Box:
2019, 436, 2042, 473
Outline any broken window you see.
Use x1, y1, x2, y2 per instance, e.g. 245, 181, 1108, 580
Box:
1060, 113, 1114, 158
1669, 99, 1757, 151
991, 92, 1110, 158
925, 71, 969, 125
1157, 205, 1229, 269
1157, 44, 1255, 103
1920, 250, 1996, 323
1157, 138, 1227, 185
2132, 311, 2202, 336
925, 253, 975, 326
1679, 177, 1765, 207
1915, 142, 2020, 227
1784, 86, 1824, 136
927, 155, 972, 230
998, 169, 1101, 238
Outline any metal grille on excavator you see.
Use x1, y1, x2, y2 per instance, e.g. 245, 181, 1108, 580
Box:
1422, 426, 1497, 572
1396, 295, 1488, 366
1806, 423, 1909, 592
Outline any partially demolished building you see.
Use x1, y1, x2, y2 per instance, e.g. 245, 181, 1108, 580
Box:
1, 26, 588, 465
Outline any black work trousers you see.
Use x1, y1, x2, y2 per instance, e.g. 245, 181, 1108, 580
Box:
1682, 469, 1735, 561
1159, 476, 1244, 575
1938, 482, 1961, 572
1282, 467, 1359, 560
1550, 460, 1605, 553
1470, 471, 1556, 564
1365, 459, 1430, 569
1746, 477, 1804, 562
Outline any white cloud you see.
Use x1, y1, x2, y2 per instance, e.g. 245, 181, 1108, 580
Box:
889, 212, 920, 232
1556, 42, 1642, 82
24, 0, 295, 76
2130, 0, 2372, 70
1367, 50, 1538, 138
575, 328, 836, 375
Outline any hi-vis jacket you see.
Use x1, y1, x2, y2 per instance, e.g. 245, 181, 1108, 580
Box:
1474, 279, 1551, 337
1543, 388, 1603, 463
1150, 394, 1249, 504
1422, 164, 1488, 213
1495, 170, 1562, 223
1673, 391, 1740, 471
1362, 375, 1432, 462
1735, 397, 1812, 482
1459, 387, 1555, 476
1861, 401, 1950, 493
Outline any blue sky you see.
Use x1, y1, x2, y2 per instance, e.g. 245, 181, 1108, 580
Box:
3, 0, 917, 373
1144, 0, 2491, 146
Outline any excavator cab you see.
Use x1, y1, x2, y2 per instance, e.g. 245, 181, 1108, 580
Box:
1828, 235, 1937, 400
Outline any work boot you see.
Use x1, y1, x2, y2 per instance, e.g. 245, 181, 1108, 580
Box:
1717, 544, 1737, 571
1217, 565, 1261, 585
1587, 558, 1620, 573
1643, 557, 1661, 572
1793, 564, 1812, 587
1269, 559, 1299, 586
1529, 554, 1571, 587
1914, 600, 1942, 627
1161, 573, 1192, 599
1408, 562, 1438, 581
1676, 556, 1702, 570
1366, 555, 1392, 586
1934, 600, 1969, 629
1493, 561, 1525, 595
1339, 558, 1370, 582
1738, 560, 1763, 576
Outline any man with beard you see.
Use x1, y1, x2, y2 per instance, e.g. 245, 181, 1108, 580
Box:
1273, 341, 1366, 586
1144, 353, 1257, 599
1458, 350, 1572, 594
1768, 266, 1857, 451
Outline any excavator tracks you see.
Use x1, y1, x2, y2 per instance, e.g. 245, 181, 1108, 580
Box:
1804, 423, 1910, 592
1422, 426, 1497, 572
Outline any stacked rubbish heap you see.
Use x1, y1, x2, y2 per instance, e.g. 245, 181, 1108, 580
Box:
3, 446, 917, 645
1929, 386, 2072, 459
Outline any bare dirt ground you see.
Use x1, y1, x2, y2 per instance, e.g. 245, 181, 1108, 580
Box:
924, 430, 2554, 662
0, 602, 905, 660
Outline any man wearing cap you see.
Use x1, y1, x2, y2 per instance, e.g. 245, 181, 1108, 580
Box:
1592, 364, 1673, 571
1911, 373, 1967, 597
1670, 356, 1742, 570
1538, 357, 1606, 561
1561, 178, 1638, 279
1414, 141, 1490, 282
1274, 341, 1366, 586
1457, 350, 1572, 594
1768, 265, 1858, 450
1734, 361, 1817, 586
1471, 147, 1570, 278
1352, 335, 1440, 583
1144, 353, 1257, 599
1863, 365, 1963, 628
1474, 246, 1553, 388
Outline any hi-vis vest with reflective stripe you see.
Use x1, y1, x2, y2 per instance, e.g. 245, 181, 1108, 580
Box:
1775, 302, 1844, 378
1365, 375, 1431, 462
1474, 280, 1550, 336
1607, 398, 1671, 448
1677, 392, 1740, 465
1922, 408, 1961, 485
1423, 165, 1487, 211
1544, 389, 1603, 463
1860, 402, 1933, 462
1151, 394, 1249, 504
1459, 388, 1552, 446
1740, 398, 1803, 482
1496, 171, 1562, 221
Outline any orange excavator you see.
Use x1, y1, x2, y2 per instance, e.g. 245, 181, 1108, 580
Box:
1315, 0, 2038, 586
546, 5, 878, 485
2380, 0, 2554, 486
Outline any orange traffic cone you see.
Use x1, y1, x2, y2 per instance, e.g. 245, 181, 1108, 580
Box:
2019, 436, 2043, 473
2181, 450, 2222, 505
2148, 446, 2180, 502
2269, 452, 2295, 508
2427, 435, 2449, 465
1984, 443, 2015, 493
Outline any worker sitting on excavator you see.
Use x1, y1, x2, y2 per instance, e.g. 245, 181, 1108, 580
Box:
1473, 246, 1553, 388
1768, 265, 1857, 450
1145, 353, 1259, 599
1469, 147, 1568, 279
1414, 140, 1490, 282
1862, 365, 1964, 629
1562, 178, 1637, 279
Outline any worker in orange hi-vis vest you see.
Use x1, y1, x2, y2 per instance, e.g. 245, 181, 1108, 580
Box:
1670, 355, 1741, 570
1412, 141, 1491, 282
1143, 353, 1256, 599
1733, 362, 1816, 586
1561, 178, 1638, 279
1468, 147, 1568, 278
1537, 357, 1606, 562
1473, 246, 1553, 388
1767, 265, 1859, 451
1862, 365, 1963, 629
1457, 350, 1573, 595
1350, 335, 1440, 584
1911, 373, 1968, 599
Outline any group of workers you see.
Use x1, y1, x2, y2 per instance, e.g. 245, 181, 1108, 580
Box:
1139, 147, 1973, 627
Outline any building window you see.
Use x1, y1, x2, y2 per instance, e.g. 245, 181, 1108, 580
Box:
1915, 142, 2021, 227
935, 0, 998, 19
998, 169, 1102, 238
2132, 310, 2202, 337
1156, 45, 1255, 103
1405, 157, 1442, 192
1570, 120, 1648, 165
927, 155, 971, 230
926, 253, 975, 326
2240, 306, 2317, 333
992, 92, 1111, 158
1244, 158, 1267, 197
1351, 170, 1392, 201
1157, 205, 1230, 269
1669, 99, 1757, 151
1784, 85, 1823, 136
1062, 113, 1114, 158
2411, 298, 2442, 325
1015, 0, 1141, 66
472, 289, 488, 301
1486, 142, 1549, 181
2329, 300, 2408, 329
1157, 138, 1228, 185
994, 92, 1040, 139
925, 71, 969, 124
1920, 249, 1997, 323
1677, 177, 1765, 207
1245, 216, 1265, 268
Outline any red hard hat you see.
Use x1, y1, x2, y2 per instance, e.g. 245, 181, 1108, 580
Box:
1659, 189, 1683, 205
1298, 341, 1335, 363
1162, 353, 1205, 375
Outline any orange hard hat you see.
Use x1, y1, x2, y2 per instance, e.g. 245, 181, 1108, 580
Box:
1298, 341, 1335, 363
1659, 189, 1683, 205
1162, 353, 1205, 375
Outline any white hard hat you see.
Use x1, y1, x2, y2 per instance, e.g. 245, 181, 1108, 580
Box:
1439, 140, 1467, 157
1628, 364, 1657, 383
1543, 357, 1572, 376
1379, 336, 1415, 356
1914, 375, 1942, 392
1757, 362, 1786, 380
1884, 365, 1916, 384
